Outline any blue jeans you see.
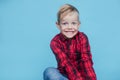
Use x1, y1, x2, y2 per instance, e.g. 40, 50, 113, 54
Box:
43, 67, 68, 80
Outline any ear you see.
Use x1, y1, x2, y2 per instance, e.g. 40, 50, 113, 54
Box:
56, 22, 61, 30
78, 21, 81, 28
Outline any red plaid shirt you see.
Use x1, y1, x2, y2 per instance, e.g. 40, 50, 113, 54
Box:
50, 31, 97, 80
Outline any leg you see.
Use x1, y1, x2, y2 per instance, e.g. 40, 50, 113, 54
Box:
43, 67, 68, 80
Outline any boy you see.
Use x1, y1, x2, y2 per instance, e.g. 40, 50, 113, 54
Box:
44, 4, 97, 80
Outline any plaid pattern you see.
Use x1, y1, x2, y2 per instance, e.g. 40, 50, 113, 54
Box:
50, 31, 97, 80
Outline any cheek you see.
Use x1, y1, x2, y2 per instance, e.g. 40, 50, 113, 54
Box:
73, 26, 79, 30
76, 26, 80, 29
60, 27, 66, 30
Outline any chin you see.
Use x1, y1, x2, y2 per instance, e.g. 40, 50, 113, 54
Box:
65, 35, 75, 39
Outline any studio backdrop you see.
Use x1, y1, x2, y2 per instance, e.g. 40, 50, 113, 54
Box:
0, 0, 120, 80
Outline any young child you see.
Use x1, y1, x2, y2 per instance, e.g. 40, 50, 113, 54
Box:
43, 4, 97, 80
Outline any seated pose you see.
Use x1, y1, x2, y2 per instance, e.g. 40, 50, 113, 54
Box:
43, 4, 97, 80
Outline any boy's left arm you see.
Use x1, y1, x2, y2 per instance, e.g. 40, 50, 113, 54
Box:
80, 33, 97, 80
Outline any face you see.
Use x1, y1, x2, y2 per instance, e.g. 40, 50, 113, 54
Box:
57, 12, 80, 38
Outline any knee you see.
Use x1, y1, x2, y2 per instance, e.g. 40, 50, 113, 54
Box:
43, 67, 59, 80
43, 67, 57, 76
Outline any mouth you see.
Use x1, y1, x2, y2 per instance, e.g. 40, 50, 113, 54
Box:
62, 30, 78, 38
65, 30, 75, 32
64, 31, 75, 35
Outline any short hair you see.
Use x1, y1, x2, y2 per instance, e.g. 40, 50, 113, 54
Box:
57, 4, 79, 24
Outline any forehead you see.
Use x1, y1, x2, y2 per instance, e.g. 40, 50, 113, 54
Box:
60, 12, 79, 21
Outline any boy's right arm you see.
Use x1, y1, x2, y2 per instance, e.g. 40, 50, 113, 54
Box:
50, 40, 84, 80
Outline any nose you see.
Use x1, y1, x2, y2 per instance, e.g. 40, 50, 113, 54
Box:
68, 24, 72, 28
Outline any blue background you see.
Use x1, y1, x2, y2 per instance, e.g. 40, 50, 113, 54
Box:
0, 0, 120, 80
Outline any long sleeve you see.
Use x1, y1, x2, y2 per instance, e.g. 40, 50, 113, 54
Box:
80, 33, 97, 80
50, 40, 84, 80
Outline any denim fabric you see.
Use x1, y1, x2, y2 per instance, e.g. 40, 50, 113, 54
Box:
43, 67, 68, 80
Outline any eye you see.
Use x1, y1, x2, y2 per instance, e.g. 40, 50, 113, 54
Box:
72, 22, 77, 25
61, 22, 68, 25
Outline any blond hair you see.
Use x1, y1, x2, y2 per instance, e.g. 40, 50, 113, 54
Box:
57, 4, 79, 24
